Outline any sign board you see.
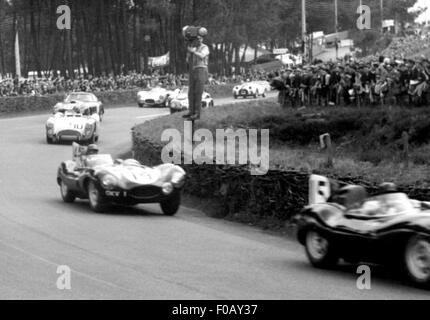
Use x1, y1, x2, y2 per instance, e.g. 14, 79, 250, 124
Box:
273, 48, 289, 55
148, 52, 170, 68
340, 39, 354, 47
382, 19, 395, 28
309, 175, 331, 205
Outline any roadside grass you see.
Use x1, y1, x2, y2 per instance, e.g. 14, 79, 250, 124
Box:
134, 100, 430, 186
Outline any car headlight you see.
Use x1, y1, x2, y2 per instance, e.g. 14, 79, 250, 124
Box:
84, 123, 93, 135
101, 174, 117, 190
171, 172, 185, 188
162, 182, 174, 195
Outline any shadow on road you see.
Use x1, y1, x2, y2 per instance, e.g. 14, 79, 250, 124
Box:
284, 258, 429, 293
51, 198, 172, 218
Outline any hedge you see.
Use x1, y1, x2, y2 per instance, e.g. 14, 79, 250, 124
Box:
132, 134, 430, 222
0, 84, 236, 116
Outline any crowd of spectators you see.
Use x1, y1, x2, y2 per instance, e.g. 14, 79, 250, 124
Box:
0, 71, 190, 97
269, 31, 430, 108
0, 68, 267, 98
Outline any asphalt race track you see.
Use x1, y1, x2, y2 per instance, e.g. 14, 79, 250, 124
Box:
0, 93, 429, 299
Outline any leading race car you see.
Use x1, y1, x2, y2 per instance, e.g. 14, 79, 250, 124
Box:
137, 86, 174, 108
57, 143, 186, 215
167, 86, 214, 114
46, 105, 100, 144
54, 92, 104, 122
233, 81, 268, 99
294, 175, 430, 288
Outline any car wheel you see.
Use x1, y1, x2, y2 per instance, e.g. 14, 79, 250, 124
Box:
87, 180, 108, 213
138, 103, 143, 108
60, 180, 75, 203
46, 135, 53, 144
262, 90, 267, 98
305, 229, 338, 268
160, 191, 181, 216
253, 92, 258, 99
210, 101, 214, 108
404, 235, 430, 287
234, 94, 238, 99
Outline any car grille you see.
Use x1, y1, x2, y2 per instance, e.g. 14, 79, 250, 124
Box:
58, 130, 81, 140
145, 99, 155, 104
240, 90, 248, 95
130, 186, 162, 199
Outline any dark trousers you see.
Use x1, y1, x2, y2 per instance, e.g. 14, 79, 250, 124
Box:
188, 67, 208, 117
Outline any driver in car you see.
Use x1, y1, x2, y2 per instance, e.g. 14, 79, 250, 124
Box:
361, 183, 399, 216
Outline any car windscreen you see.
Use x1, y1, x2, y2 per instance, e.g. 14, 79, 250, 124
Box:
363, 193, 417, 215
84, 154, 114, 167
65, 94, 97, 102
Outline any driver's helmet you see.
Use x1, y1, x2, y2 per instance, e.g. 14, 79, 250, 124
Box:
123, 159, 141, 167
86, 144, 99, 155
377, 182, 397, 194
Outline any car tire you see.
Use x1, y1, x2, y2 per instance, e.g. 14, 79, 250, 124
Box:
46, 135, 53, 144
138, 103, 143, 108
60, 180, 76, 203
210, 101, 214, 108
87, 180, 109, 213
160, 191, 181, 216
262, 90, 267, 98
234, 95, 238, 99
404, 235, 430, 288
305, 229, 338, 269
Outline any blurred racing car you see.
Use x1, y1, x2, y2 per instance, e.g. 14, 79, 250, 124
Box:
57, 143, 186, 215
46, 105, 100, 144
137, 87, 174, 108
53, 92, 104, 122
294, 175, 430, 288
233, 82, 268, 99
168, 86, 214, 114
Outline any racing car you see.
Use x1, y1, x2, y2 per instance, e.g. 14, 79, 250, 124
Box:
137, 87, 174, 108
46, 105, 100, 144
56, 143, 186, 215
53, 92, 104, 122
294, 175, 430, 288
233, 82, 268, 99
167, 86, 214, 114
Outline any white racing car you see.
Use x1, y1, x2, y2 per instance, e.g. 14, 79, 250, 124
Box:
168, 86, 214, 114
53, 92, 104, 122
137, 87, 174, 108
233, 81, 268, 99
46, 105, 100, 144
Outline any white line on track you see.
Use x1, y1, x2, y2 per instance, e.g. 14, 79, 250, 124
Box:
136, 113, 169, 120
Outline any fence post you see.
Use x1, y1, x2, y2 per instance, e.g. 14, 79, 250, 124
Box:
320, 133, 334, 168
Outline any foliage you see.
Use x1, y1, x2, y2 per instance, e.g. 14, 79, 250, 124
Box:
0, 0, 418, 77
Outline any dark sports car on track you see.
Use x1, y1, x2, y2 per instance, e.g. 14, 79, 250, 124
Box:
57, 143, 186, 215
295, 175, 430, 288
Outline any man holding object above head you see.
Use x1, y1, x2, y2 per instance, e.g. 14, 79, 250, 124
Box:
183, 26, 209, 121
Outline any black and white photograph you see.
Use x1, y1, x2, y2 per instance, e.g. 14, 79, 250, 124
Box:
1, 0, 430, 306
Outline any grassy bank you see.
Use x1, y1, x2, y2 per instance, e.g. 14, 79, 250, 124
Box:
131, 99, 430, 229
134, 100, 430, 186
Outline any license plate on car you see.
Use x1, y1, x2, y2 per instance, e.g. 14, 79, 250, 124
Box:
240, 90, 247, 95
106, 191, 121, 197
